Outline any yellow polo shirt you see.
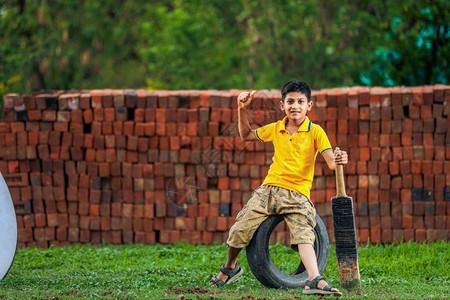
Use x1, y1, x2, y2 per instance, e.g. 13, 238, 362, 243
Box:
255, 116, 332, 199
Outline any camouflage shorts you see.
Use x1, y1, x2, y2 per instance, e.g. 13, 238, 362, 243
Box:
227, 185, 316, 248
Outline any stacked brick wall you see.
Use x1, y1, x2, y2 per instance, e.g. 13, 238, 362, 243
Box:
0, 85, 449, 247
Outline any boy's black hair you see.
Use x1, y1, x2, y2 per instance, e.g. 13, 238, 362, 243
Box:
281, 80, 311, 102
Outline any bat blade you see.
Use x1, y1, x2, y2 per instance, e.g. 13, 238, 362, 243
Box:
332, 196, 361, 289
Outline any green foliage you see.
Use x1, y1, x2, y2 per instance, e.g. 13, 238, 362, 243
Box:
139, 1, 247, 90
0, 242, 448, 299
0, 0, 147, 93
360, 0, 449, 86
0, 0, 448, 103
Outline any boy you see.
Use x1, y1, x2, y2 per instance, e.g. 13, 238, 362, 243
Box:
209, 80, 347, 296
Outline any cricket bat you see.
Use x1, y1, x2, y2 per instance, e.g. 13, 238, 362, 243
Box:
332, 149, 361, 289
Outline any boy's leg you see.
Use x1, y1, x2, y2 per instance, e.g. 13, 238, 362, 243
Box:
210, 186, 275, 286
209, 246, 242, 286
298, 244, 340, 293
279, 189, 340, 293
225, 246, 242, 269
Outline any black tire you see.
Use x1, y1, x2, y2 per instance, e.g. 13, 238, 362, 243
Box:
246, 214, 329, 289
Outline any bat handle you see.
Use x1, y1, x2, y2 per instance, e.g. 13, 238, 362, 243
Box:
334, 148, 347, 197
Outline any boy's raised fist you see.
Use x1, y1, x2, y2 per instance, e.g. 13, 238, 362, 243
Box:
237, 90, 256, 109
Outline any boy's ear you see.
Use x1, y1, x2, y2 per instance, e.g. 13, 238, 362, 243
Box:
307, 100, 313, 111
279, 100, 284, 110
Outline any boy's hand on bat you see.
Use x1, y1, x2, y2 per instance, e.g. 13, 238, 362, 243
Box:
334, 147, 348, 165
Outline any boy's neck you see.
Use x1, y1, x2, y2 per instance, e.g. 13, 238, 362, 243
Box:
286, 116, 307, 128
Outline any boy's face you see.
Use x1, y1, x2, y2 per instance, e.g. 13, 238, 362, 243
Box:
280, 92, 312, 123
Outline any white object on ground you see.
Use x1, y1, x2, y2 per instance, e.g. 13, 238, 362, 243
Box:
0, 172, 17, 280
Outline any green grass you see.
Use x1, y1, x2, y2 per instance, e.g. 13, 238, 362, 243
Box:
0, 242, 449, 299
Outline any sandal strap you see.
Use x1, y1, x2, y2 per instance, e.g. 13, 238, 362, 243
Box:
305, 275, 325, 289
323, 284, 336, 292
209, 275, 226, 286
220, 262, 240, 277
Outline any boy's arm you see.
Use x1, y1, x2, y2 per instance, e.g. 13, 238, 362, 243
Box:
322, 147, 348, 170
238, 91, 258, 141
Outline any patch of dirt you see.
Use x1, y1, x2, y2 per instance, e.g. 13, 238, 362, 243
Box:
166, 287, 217, 296
293, 296, 339, 300
166, 288, 353, 300
100, 291, 113, 296
59, 289, 89, 298
242, 296, 333, 300
61, 289, 78, 296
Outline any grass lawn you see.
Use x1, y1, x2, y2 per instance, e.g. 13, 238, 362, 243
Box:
0, 241, 448, 299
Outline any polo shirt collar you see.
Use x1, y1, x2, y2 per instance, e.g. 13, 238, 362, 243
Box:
279, 116, 311, 132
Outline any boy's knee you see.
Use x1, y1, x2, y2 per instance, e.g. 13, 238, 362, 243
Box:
227, 224, 258, 249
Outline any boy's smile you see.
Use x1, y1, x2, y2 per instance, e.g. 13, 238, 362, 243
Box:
280, 92, 312, 125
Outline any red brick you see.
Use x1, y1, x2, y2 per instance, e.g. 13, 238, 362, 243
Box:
43, 227, 55, 241
435, 216, 446, 229
358, 229, 369, 243
120, 230, 132, 244
403, 229, 414, 242
392, 229, 404, 243
411, 87, 423, 105
402, 215, 413, 229
415, 229, 426, 242
217, 217, 228, 231
381, 229, 392, 243
88, 216, 100, 230
370, 229, 381, 243
359, 147, 370, 161
400, 189, 411, 202
392, 106, 404, 119
79, 215, 91, 230
167, 230, 180, 244
404, 146, 415, 161
42, 110, 56, 121
27, 110, 42, 121
154, 202, 166, 217
18, 228, 34, 243
33, 213, 46, 227
425, 229, 438, 242
389, 161, 399, 175
201, 231, 213, 244
326, 107, 338, 121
